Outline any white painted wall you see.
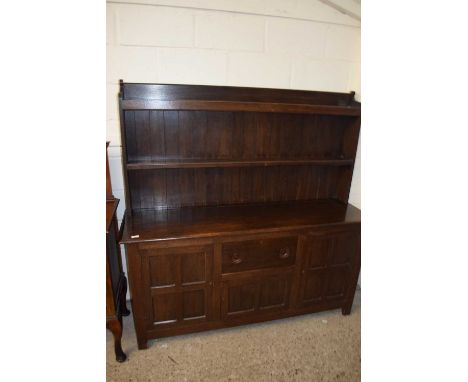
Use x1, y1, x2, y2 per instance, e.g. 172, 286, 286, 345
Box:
106, 1, 361, 278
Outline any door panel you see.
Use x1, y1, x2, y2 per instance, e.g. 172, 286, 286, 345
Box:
142, 245, 213, 328
149, 254, 177, 287
325, 266, 349, 300
152, 292, 178, 325
259, 276, 289, 310
182, 289, 207, 320
297, 230, 358, 308
222, 271, 292, 319
303, 237, 329, 269
181, 252, 206, 285
301, 270, 327, 304
330, 232, 359, 265
227, 283, 257, 315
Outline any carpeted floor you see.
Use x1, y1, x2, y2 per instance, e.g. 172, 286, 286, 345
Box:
107, 289, 360, 381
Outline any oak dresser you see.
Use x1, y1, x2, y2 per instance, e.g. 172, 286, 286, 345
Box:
118, 82, 361, 350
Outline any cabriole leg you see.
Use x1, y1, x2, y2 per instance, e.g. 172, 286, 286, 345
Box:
107, 319, 127, 362
121, 275, 131, 317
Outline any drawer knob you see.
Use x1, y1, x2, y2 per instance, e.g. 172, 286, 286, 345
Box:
231, 253, 242, 264
279, 248, 290, 259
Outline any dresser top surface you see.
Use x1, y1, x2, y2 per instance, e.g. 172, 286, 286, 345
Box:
121, 199, 360, 244
120, 82, 360, 110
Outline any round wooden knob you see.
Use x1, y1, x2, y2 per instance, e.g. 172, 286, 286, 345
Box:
279, 248, 290, 259
231, 253, 242, 264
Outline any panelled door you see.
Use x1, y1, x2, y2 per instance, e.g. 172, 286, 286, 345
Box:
297, 229, 359, 308
141, 245, 213, 329
221, 270, 293, 320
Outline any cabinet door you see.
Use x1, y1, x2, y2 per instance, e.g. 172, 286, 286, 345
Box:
297, 230, 359, 308
221, 271, 293, 320
141, 245, 213, 329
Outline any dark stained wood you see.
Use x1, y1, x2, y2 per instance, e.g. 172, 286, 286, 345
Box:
106, 143, 130, 362
118, 82, 361, 349
106, 200, 119, 233
107, 202, 128, 362
120, 82, 358, 106
140, 245, 213, 329
121, 107, 358, 211
126, 167, 354, 210
121, 199, 360, 244
221, 270, 293, 320
221, 236, 297, 274
126, 159, 354, 170
297, 229, 360, 308
121, 99, 361, 116
342, 226, 361, 315
106, 142, 114, 200
106, 320, 125, 363
123, 111, 355, 164
125, 243, 148, 350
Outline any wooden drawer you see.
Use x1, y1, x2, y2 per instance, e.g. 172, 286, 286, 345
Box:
221, 236, 297, 274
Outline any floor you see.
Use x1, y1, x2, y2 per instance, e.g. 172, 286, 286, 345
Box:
107, 290, 360, 382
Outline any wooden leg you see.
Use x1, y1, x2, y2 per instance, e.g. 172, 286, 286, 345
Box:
341, 305, 352, 315
342, 291, 356, 315
107, 319, 127, 362
126, 245, 148, 351
121, 274, 131, 317
132, 306, 148, 349
136, 335, 148, 350
342, 238, 360, 317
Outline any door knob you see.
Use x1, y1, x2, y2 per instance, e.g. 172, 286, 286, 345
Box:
231, 253, 242, 264
279, 248, 290, 259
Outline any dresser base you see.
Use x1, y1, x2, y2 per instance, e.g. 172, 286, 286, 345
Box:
124, 226, 360, 350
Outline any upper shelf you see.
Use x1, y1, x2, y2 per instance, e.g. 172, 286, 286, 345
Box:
119, 82, 361, 116
126, 159, 354, 170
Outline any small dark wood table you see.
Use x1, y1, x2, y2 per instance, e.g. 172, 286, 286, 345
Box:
106, 143, 130, 362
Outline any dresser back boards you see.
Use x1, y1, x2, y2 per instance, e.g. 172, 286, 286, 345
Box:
119, 82, 360, 212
